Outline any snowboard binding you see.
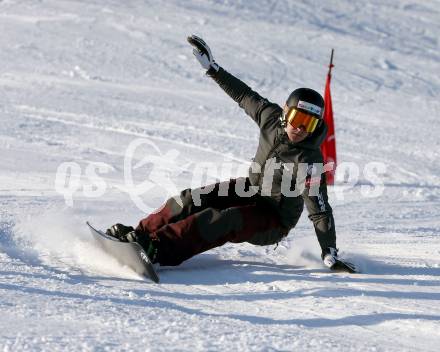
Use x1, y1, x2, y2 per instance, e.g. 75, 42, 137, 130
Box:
106, 223, 158, 264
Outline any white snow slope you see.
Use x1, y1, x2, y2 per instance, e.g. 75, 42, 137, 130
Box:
1, 0, 440, 351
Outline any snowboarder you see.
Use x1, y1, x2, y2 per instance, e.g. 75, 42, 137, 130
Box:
106, 35, 355, 272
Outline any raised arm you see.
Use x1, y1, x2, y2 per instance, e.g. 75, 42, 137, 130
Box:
187, 34, 281, 128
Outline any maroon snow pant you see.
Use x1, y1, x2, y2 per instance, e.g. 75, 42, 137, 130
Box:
135, 178, 284, 266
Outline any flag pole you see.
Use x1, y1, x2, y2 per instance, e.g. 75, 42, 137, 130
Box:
321, 48, 337, 185
328, 48, 334, 76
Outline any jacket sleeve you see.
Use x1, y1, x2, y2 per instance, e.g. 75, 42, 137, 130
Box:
302, 172, 337, 252
209, 67, 281, 128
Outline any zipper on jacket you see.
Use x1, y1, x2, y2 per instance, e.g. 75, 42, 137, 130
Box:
257, 129, 284, 188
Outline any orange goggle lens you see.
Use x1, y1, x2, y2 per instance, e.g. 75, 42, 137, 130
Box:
285, 108, 320, 133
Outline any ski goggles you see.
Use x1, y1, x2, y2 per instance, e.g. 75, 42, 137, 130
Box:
284, 108, 321, 133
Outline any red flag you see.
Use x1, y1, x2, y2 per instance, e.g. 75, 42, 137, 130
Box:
321, 49, 337, 185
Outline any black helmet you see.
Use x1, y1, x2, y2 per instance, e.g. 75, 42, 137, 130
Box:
286, 88, 324, 119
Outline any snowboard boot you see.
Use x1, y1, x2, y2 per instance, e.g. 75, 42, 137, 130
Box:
106, 223, 158, 263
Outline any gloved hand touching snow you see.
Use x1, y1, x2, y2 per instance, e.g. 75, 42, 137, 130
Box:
322, 247, 357, 273
187, 34, 219, 74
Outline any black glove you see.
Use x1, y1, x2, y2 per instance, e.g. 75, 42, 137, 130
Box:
322, 247, 358, 273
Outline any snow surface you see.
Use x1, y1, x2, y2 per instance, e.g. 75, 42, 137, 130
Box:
1, 0, 440, 351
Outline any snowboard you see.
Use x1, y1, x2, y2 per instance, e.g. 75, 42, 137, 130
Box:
86, 222, 160, 283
